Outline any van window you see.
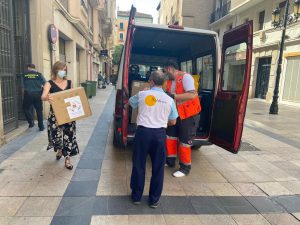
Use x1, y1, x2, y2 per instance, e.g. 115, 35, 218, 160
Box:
181, 62, 187, 72
129, 64, 161, 80
222, 43, 247, 91
196, 57, 203, 75
186, 60, 193, 74
197, 55, 214, 90
180, 60, 193, 74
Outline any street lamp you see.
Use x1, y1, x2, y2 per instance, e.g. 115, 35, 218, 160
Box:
269, 0, 299, 114
272, 7, 281, 26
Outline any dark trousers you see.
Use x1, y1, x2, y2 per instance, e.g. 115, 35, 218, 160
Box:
23, 91, 44, 129
130, 126, 166, 204
166, 115, 200, 173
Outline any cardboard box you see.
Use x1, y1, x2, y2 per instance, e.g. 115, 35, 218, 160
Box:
51, 87, 92, 125
131, 81, 149, 123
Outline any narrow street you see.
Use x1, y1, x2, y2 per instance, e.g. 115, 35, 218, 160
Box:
0, 87, 299, 225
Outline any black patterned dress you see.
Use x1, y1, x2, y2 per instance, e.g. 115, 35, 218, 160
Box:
46, 80, 79, 157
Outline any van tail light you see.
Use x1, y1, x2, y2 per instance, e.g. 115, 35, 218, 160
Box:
115, 89, 122, 117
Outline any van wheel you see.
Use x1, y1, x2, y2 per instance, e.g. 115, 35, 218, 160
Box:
113, 131, 124, 148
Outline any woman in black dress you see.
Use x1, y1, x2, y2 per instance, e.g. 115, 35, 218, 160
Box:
41, 61, 79, 170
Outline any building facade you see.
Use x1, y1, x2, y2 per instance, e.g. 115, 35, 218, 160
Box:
156, 0, 214, 29
115, 11, 153, 46
0, 0, 115, 144
210, 0, 300, 106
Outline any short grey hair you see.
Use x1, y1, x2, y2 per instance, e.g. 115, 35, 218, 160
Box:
149, 70, 165, 86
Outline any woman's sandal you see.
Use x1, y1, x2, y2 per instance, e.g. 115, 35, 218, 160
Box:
56, 150, 62, 160
65, 156, 73, 170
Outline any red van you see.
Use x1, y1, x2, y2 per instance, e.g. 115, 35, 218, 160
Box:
113, 6, 253, 154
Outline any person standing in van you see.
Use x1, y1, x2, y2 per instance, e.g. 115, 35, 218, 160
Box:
129, 70, 178, 208
164, 61, 201, 178
21, 63, 46, 131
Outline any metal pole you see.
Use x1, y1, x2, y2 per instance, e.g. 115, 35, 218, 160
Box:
269, 0, 289, 114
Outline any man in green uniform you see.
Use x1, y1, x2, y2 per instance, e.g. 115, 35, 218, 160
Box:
21, 64, 46, 131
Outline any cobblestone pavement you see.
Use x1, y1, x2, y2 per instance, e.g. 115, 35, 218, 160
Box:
0, 87, 300, 225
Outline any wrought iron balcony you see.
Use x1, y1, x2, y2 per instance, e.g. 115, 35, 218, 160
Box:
210, 1, 231, 23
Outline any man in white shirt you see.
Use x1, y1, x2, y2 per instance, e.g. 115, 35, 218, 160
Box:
129, 70, 178, 208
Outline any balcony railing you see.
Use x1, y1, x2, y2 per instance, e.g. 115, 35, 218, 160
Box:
210, 1, 231, 23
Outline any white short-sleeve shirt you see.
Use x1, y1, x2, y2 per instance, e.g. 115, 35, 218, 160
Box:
134, 88, 176, 128
170, 73, 195, 93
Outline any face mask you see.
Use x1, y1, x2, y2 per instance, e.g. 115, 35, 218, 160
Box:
57, 70, 66, 78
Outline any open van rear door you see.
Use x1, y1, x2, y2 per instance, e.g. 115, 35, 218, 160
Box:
121, 6, 136, 146
209, 22, 253, 153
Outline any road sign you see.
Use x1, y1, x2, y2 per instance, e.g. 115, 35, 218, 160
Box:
100, 50, 108, 57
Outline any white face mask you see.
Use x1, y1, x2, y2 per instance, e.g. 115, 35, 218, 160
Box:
57, 70, 66, 78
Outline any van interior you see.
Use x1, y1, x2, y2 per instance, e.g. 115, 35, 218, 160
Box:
127, 25, 217, 138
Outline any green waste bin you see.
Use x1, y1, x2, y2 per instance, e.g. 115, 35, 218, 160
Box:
81, 82, 92, 98
86, 80, 97, 97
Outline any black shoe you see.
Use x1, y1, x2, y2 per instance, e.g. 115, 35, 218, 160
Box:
149, 202, 159, 208
39, 127, 45, 131
29, 123, 34, 128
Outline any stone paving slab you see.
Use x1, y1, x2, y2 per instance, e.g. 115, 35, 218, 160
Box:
16, 197, 61, 217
